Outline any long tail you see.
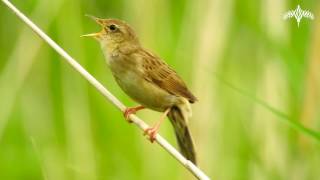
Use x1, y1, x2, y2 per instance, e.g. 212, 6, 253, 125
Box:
167, 106, 197, 164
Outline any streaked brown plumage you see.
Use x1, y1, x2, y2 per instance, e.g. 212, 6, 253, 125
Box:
82, 16, 197, 164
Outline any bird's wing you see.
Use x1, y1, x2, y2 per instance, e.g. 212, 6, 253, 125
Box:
139, 49, 197, 103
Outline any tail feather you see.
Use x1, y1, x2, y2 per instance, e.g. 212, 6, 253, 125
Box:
167, 106, 197, 164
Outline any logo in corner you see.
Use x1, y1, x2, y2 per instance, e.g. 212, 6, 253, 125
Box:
283, 5, 314, 27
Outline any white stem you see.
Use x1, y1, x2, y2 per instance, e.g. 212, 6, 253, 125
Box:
1, 0, 210, 179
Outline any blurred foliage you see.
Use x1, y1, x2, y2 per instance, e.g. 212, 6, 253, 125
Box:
0, 0, 319, 180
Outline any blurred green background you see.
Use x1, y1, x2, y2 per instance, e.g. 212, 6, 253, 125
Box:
0, 0, 319, 179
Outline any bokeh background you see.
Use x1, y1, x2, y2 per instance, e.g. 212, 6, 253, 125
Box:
0, 0, 319, 179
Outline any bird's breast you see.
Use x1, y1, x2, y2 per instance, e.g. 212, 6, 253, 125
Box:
107, 57, 177, 112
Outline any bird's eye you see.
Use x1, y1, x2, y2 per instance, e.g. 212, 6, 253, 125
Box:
109, 24, 117, 31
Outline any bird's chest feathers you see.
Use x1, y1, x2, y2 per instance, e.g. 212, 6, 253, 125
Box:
100, 41, 119, 65
99, 42, 174, 111
100, 44, 142, 88
110, 59, 142, 89
110, 61, 147, 103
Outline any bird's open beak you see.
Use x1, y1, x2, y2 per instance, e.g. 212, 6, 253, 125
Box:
85, 14, 104, 26
80, 32, 101, 38
81, 14, 104, 39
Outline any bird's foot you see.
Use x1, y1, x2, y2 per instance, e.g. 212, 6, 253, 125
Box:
124, 108, 135, 123
143, 126, 159, 143
123, 106, 144, 123
143, 108, 171, 143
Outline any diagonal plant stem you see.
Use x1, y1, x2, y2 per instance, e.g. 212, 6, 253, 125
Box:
1, 0, 210, 179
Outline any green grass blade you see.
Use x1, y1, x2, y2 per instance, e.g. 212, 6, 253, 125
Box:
214, 73, 320, 142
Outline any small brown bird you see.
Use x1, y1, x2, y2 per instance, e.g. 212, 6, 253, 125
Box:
82, 16, 198, 164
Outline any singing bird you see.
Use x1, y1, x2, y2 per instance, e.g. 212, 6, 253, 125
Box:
82, 16, 197, 164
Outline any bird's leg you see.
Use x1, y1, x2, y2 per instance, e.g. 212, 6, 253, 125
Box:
124, 105, 145, 122
144, 108, 171, 143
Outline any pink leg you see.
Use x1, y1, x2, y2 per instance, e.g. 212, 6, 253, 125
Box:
124, 105, 145, 122
144, 108, 171, 143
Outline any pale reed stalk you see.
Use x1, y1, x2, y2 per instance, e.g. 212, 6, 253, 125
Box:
1, 0, 210, 179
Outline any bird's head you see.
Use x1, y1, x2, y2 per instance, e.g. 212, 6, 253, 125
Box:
82, 15, 139, 47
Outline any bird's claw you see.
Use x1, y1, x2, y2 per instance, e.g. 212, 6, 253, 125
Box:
124, 108, 137, 123
143, 127, 158, 143
123, 106, 145, 123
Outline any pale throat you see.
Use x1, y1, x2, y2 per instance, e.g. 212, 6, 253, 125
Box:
99, 40, 119, 65
99, 38, 140, 66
